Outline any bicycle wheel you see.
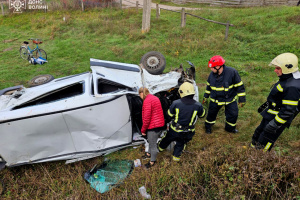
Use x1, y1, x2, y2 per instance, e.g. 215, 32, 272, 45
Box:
35, 49, 47, 60
20, 47, 30, 60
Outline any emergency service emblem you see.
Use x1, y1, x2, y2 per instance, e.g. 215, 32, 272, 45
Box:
9, 0, 26, 13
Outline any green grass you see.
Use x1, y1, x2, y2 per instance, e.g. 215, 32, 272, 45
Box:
0, 5, 299, 199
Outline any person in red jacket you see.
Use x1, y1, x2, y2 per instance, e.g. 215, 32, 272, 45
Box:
139, 87, 165, 168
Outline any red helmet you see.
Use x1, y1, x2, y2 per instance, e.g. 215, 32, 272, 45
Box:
208, 55, 225, 68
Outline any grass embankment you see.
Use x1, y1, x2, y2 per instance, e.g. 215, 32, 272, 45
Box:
0, 5, 299, 199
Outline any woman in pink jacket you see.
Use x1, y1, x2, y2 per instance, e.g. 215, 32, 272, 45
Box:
139, 87, 165, 168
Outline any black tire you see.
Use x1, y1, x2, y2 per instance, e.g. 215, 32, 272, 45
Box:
35, 49, 47, 60
140, 51, 166, 75
28, 74, 54, 87
20, 46, 30, 60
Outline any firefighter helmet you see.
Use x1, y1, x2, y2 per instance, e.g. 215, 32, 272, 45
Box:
269, 53, 298, 74
178, 82, 195, 98
208, 55, 225, 68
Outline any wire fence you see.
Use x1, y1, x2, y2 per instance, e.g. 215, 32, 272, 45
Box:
156, 4, 233, 40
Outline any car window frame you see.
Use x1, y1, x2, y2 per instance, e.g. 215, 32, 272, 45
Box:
13, 81, 86, 110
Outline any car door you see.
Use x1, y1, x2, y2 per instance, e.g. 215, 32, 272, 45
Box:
63, 95, 133, 153
64, 59, 143, 153
0, 81, 87, 166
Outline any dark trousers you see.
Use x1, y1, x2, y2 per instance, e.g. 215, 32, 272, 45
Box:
252, 118, 287, 151
158, 128, 195, 158
205, 101, 238, 131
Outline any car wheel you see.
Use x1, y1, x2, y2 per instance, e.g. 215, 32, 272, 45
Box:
28, 74, 54, 87
140, 51, 166, 75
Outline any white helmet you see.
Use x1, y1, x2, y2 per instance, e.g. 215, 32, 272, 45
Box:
178, 82, 195, 98
269, 53, 298, 74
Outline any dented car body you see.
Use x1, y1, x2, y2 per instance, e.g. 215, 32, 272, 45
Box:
0, 58, 198, 168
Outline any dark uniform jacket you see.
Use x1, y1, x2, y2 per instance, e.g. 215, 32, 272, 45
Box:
261, 74, 300, 125
204, 65, 246, 105
168, 97, 205, 132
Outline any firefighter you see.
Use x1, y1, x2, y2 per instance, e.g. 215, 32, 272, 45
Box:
251, 53, 300, 151
158, 82, 206, 162
203, 55, 246, 134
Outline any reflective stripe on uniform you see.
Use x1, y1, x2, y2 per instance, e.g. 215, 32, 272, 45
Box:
272, 102, 276, 107
277, 84, 283, 92
158, 134, 167, 152
158, 145, 164, 152
189, 111, 198, 126
205, 119, 215, 124
237, 92, 246, 97
211, 86, 225, 91
170, 125, 195, 132
224, 85, 234, 91
174, 108, 179, 123
210, 84, 239, 92
263, 142, 272, 152
173, 156, 180, 161
205, 90, 211, 94
267, 109, 279, 115
206, 82, 210, 86
275, 115, 286, 124
226, 121, 236, 127
282, 100, 298, 106
200, 109, 206, 118
234, 81, 243, 87
209, 96, 237, 106
168, 109, 174, 117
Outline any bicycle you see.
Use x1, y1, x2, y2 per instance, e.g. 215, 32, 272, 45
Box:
20, 38, 47, 61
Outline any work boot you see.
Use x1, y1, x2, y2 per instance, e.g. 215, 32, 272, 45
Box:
250, 140, 257, 148
205, 128, 212, 134
225, 128, 238, 134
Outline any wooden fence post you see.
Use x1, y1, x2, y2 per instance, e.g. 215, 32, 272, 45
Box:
136, 1, 139, 12
142, 0, 151, 33
156, 4, 160, 19
225, 21, 229, 41
120, 0, 122, 9
1, 3, 4, 16
81, 0, 84, 11
181, 8, 186, 28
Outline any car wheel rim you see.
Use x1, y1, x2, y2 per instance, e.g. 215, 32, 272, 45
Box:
146, 56, 160, 69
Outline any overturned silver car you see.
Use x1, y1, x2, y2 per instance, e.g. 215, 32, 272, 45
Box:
0, 54, 198, 168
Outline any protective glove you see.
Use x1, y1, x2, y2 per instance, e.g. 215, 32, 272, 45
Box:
264, 119, 281, 135
239, 102, 246, 107
202, 98, 207, 104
